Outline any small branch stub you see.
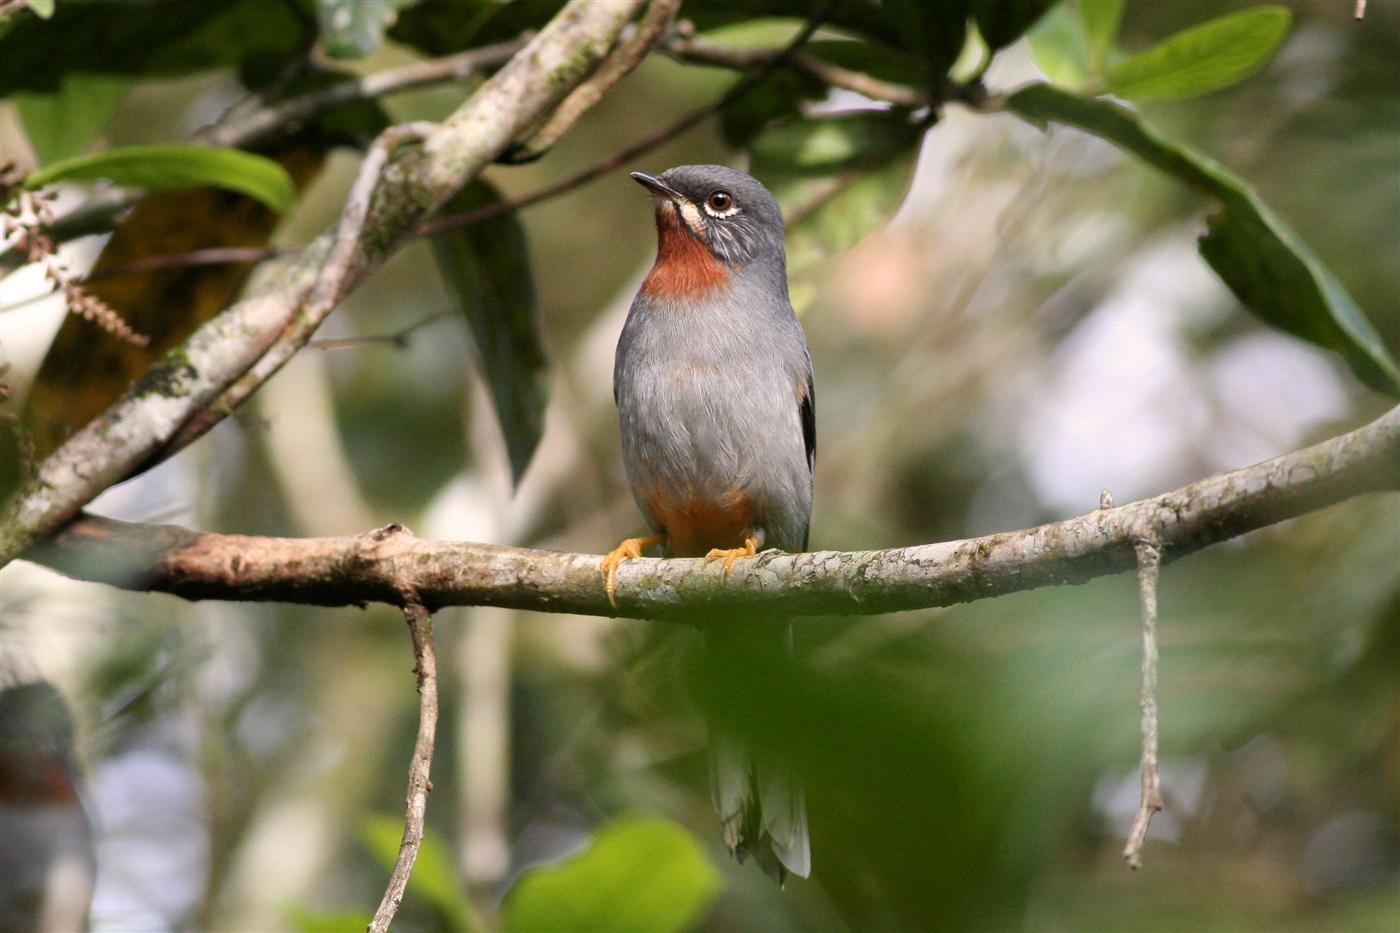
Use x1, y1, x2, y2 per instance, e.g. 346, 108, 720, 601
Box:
1123, 537, 1164, 869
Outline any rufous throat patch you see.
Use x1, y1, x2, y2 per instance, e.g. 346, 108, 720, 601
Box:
641, 202, 728, 300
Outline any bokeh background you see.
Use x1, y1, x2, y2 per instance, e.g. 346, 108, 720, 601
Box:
1, 0, 1397, 930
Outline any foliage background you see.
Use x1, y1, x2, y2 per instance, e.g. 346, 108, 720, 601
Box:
1, 0, 1396, 930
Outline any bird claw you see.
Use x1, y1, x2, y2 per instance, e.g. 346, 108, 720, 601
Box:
600, 533, 664, 607
706, 536, 759, 581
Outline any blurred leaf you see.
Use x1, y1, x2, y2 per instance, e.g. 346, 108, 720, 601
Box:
970, 0, 1058, 51
1027, 1, 1089, 88
363, 814, 484, 933
750, 112, 914, 177
751, 113, 921, 267
719, 68, 825, 148
390, 0, 556, 57
1008, 84, 1400, 394
684, 1, 913, 57
897, 0, 969, 77
316, 0, 418, 59
807, 38, 923, 87
0, 0, 309, 95
690, 638, 1022, 929
286, 907, 376, 933
430, 180, 548, 487
21, 148, 323, 463
1080, 0, 1124, 74
1106, 5, 1291, 102
23, 0, 54, 18
27, 144, 296, 213
14, 73, 129, 165
502, 818, 720, 933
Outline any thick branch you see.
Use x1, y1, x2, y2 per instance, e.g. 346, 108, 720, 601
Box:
25, 406, 1400, 619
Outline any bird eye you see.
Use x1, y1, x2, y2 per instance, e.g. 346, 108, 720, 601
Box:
706, 190, 733, 212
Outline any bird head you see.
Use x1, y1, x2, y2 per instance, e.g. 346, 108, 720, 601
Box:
632, 165, 786, 268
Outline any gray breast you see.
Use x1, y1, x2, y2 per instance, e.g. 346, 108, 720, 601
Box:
614, 284, 812, 552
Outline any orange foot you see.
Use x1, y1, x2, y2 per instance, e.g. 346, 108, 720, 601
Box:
600, 532, 665, 607
706, 536, 760, 580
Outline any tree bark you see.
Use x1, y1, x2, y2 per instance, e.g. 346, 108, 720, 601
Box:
25, 405, 1399, 620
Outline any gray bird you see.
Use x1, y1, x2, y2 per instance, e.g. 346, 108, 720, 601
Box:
601, 165, 814, 883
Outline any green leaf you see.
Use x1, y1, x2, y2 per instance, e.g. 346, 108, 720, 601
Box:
362, 815, 485, 933
23, 0, 55, 18
719, 68, 825, 149
1007, 84, 1400, 394
316, 0, 419, 59
1028, 1, 1089, 89
806, 38, 924, 87
14, 73, 129, 165
1106, 5, 1291, 102
751, 113, 921, 270
430, 180, 548, 487
502, 818, 720, 933
1079, 0, 1124, 74
26, 144, 296, 213
971, 0, 1058, 51
286, 907, 375, 933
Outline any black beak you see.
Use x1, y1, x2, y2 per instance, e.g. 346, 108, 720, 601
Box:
631, 171, 685, 201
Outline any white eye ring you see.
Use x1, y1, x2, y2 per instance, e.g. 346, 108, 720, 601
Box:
703, 189, 740, 218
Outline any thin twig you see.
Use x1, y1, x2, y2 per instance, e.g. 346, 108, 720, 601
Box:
505, 0, 681, 162
0, 37, 529, 272
0, 2, 844, 289
201, 38, 527, 150
420, 0, 838, 237
1123, 537, 1164, 869
662, 33, 932, 109
84, 246, 298, 283
309, 309, 454, 350
157, 122, 435, 460
370, 579, 439, 933
1355, 0, 1366, 21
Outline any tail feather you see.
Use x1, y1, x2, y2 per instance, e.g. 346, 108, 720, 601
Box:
705, 621, 810, 884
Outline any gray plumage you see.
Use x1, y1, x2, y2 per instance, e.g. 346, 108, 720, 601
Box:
612, 165, 813, 883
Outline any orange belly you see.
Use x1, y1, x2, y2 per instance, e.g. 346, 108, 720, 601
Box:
643, 487, 752, 557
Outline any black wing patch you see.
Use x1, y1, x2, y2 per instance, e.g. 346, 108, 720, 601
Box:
799, 372, 815, 474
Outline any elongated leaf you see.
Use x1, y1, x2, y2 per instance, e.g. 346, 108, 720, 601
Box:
24, 0, 55, 17
26, 144, 296, 213
316, 0, 419, 59
15, 73, 129, 165
1107, 5, 1291, 102
1028, 0, 1089, 89
502, 818, 720, 933
1080, 0, 1124, 74
430, 180, 548, 487
1008, 84, 1400, 394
